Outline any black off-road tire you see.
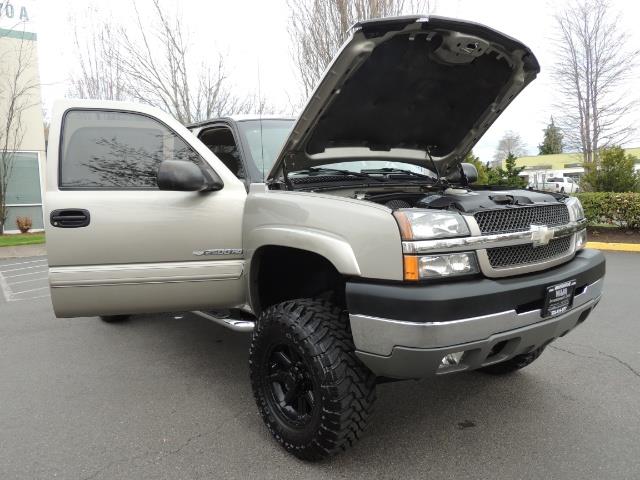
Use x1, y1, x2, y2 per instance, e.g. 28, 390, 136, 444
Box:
99, 315, 131, 323
249, 298, 376, 461
478, 347, 545, 375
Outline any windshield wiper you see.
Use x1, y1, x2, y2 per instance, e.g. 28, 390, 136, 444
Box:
360, 168, 436, 181
290, 167, 386, 181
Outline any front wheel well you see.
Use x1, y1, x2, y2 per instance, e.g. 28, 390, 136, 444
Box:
250, 246, 346, 315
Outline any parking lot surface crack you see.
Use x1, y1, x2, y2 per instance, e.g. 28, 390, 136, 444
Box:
550, 344, 640, 380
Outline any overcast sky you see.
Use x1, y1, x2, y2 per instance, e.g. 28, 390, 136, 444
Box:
30, 0, 640, 163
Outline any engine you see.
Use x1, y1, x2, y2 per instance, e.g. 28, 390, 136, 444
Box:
362, 187, 564, 214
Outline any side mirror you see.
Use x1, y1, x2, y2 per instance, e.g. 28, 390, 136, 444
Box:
157, 160, 223, 192
446, 162, 478, 185
460, 163, 478, 184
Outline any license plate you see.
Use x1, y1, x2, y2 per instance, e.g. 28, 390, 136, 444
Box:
542, 279, 576, 318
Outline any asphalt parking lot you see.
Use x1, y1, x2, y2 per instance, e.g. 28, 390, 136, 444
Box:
0, 252, 638, 479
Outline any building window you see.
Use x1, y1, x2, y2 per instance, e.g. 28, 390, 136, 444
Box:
6, 152, 43, 231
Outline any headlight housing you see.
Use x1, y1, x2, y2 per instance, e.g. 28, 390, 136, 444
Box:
393, 210, 470, 240
565, 197, 585, 221
575, 228, 587, 250
404, 252, 479, 280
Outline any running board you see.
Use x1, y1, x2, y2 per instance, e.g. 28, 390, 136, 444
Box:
192, 310, 255, 332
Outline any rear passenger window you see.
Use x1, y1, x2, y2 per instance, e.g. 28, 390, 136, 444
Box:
60, 110, 203, 189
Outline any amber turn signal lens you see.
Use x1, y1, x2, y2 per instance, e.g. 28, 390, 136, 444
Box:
403, 255, 419, 281
393, 211, 414, 240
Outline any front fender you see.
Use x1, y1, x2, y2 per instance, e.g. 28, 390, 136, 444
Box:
246, 226, 361, 276
243, 186, 404, 288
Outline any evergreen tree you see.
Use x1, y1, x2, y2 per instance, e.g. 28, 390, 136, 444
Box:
503, 153, 527, 187
538, 117, 564, 155
581, 146, 639, 192
486, 153, 527, 188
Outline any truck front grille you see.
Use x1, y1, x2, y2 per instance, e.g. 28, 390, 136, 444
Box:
486, 236, 573, 268
474, 204, 570, 234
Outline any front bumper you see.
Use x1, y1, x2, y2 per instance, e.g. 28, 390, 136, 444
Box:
346, 249, 605, 379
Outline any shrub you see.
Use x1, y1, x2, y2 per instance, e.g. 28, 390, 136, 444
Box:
580, 146, 639, 192
577, 192, 640, 229
16, 216, 32, 234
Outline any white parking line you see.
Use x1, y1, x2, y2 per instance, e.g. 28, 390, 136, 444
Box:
4, 269, 48, 279
0, 259, 47, 269
8, 277, 48, 286
0, 260, 49, 302
0, 264, 49, 273
0, 271, 14, 301
13, 286, 49, 295
25, 294, 50, 300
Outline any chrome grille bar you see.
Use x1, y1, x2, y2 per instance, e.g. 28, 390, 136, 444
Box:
401, 218, 587, 254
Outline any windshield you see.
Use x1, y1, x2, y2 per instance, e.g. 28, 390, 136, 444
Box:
237, 119, 294, 180
236, 119, 437, 183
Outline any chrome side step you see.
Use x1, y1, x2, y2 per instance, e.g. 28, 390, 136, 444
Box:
192, 310, 255, 332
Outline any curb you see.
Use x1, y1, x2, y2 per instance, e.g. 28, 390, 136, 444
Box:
0, 244, 47, 259
585, 241, 640, 252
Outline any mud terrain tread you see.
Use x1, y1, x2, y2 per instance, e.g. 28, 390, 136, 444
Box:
249, 298, 376, 461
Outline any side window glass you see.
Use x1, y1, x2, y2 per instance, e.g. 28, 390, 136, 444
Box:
60, 110, 203, 189
199, 127, 245, 179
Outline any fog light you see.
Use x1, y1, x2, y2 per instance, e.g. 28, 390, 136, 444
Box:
440, 351, 464, 367
575, 229, 587, 250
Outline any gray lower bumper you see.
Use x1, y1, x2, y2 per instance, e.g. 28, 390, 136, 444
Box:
351, 278, 603, 379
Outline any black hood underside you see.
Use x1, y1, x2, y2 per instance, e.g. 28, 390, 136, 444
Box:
269, 16, 540, 181
307, 30, 512, 158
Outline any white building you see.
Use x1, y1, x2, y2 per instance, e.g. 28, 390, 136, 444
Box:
509, 148, 640, 188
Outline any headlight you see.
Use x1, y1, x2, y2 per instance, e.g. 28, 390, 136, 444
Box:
565, 197, 585, 221
575, 228, 587, 250
404, 252, 479, 280
393, 209, 470, 240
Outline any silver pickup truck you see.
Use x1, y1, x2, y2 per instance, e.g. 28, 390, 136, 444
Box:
45, 16, 605, 460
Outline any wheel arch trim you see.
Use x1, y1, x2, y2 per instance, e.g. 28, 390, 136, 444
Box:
246, 226, 361, 276
246, 226, 361, 313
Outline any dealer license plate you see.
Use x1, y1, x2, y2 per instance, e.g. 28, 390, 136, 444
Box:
542, 279, 576, 318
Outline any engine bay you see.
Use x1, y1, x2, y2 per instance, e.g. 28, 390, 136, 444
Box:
358, 187, 565, 214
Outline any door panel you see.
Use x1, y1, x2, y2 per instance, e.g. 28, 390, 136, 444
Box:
45, 100, 247, 317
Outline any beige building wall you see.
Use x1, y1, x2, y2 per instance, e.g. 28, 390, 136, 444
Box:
1, 27, 46, 233
0, 31, 45, 152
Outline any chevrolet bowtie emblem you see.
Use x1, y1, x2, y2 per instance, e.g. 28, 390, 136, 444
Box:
530, 225, 553, 247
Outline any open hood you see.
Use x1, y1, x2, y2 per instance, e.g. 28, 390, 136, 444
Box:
268, 15, 539, 181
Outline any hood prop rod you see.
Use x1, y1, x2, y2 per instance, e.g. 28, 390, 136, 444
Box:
426, 146, 447, 188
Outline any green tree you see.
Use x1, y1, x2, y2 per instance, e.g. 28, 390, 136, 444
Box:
581, 146, 639, 192
486, 153, 527, 188
463, 151, 488, 184
538, 116, 563, 155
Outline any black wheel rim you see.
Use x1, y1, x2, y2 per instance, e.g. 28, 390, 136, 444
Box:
264, 343, 318, 427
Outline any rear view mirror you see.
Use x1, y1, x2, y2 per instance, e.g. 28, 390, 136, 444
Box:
157, 160, 223, 192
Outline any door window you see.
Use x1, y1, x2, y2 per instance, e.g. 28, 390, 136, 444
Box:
199, 127, 245, 179
60, 110, 203, 189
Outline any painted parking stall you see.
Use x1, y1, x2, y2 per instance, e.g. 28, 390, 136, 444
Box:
0, 256, 49, 302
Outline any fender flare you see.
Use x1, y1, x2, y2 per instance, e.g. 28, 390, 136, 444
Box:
246, 226, 361, 277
